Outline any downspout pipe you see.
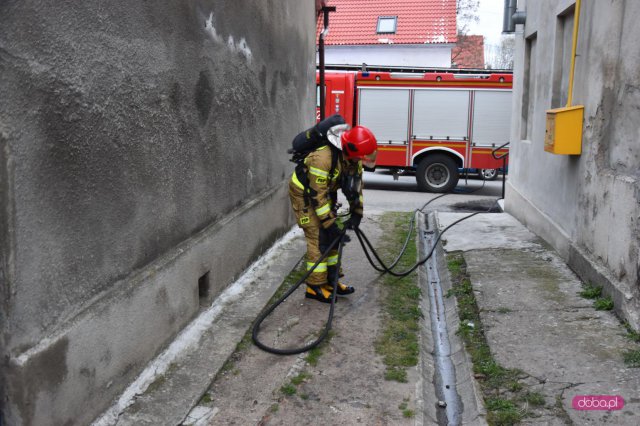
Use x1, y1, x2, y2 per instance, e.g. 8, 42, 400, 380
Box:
513, 10, 526, 26
502, 0, 525, 33
318, 6, 336, 121
502, 0, 516, 33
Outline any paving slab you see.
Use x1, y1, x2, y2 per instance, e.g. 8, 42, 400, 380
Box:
438, 212, 640, 425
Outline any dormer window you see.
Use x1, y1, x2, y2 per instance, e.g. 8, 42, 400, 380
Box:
377, 16, 397, 34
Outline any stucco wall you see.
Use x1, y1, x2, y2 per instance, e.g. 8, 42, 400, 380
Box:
0, 0, 316, 424
506, 0, 640, 328
321, 44, 453, 67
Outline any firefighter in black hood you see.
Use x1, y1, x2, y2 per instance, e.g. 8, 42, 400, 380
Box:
288, 115, 378, 303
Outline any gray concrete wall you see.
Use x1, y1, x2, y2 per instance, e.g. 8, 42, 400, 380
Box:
506, 0, 640, 329
0, 1, 316, 424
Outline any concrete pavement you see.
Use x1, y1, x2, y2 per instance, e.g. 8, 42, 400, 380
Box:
438, 212, 640, 425
92, 200, 640, 425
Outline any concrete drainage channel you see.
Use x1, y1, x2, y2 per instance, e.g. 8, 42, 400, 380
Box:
417, 211, 486, 425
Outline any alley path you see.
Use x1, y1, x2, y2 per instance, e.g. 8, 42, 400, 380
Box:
101, 177, 640, 425
202, 214, 419, 425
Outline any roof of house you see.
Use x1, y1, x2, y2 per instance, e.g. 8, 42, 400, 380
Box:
451, 35, 485, 68
317, 0, 457, 46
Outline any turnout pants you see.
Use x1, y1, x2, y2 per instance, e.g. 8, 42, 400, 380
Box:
289, 184, 338, 286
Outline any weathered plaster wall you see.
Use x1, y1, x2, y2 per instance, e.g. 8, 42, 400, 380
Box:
506, 0, 640, 328
0, 0, 316, 424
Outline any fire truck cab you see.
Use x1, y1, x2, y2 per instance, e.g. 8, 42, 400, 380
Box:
317, 69, 512, 192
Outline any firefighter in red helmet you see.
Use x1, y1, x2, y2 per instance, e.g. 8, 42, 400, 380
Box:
289, 116, 378, 303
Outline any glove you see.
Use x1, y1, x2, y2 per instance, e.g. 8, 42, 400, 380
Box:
346, 212, 362, 229
319, 220, 346, 253
327, 220, 343, 240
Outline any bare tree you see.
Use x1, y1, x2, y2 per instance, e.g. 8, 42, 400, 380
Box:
456, 0, 480, 35
452, 0, 481, 67
485, 36, 515, 70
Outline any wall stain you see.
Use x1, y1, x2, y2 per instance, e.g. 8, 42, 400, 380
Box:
155, 286, 169, 307
269, 72, 279, 107
259, 65, 269, 105
195, 71, 214, 125
8, 337, 69, 425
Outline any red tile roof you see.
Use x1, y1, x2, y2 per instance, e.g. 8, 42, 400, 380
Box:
317, 0, 457, 45
451, 35, 485, 68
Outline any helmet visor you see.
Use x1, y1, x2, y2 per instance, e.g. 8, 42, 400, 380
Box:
361, 150, 377, 169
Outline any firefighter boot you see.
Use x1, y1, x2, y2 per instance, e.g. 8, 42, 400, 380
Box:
328, 266, 355, 296
335, 282, 355, 295
305, 284, 336, 304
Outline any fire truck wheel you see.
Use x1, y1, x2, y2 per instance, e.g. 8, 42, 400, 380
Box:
416, 154, 459, 193
480, 169, 499, 180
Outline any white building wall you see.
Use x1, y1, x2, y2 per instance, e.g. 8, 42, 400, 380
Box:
506, 0, 640, 329
320, 44, 453, 67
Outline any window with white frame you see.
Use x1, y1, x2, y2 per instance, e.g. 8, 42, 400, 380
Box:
377, 16, 397, 34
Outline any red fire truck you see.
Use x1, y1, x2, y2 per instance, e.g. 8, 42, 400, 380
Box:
317, 68, 512, 192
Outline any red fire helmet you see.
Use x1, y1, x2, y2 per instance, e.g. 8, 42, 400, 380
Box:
340, 126, 377, 160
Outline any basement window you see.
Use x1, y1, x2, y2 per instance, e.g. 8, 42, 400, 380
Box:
198, 272, 210, 303
377, 16, 397, 34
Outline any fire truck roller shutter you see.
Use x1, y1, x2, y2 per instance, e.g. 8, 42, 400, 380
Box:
412, 90, 470, 140
358, 88, 410, 144
415, 153, 460, 193
471, 91, 512, 145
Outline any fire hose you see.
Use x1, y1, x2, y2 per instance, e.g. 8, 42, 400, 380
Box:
252, 184, 497, 355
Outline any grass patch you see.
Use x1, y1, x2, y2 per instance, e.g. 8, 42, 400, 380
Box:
304, 330, 335, 367
623, 322, 640, 343
522, 392, 546, 406
486, 397, 517, 411
403, 409, 415, 418
623, 349, 640, 367
291, 371, 311, 386
398, 400, 414, 418
487, 408, 523, 425
269, 403, 279, 413
280, 383, 297, 396
579, 284, 602, 299
507, 380, 523, 392
447, 256, 464, 275
375, 212, 421, 382
282, 371, 313, 398
199, 393, 213, 404
217, 331, 254, 377
593, 296, 614, 311
486, 398, 523, 424
305, 347, 322, 367
384, 367, 408, 383
270, 262, 307, 304
620, 322, 640, 368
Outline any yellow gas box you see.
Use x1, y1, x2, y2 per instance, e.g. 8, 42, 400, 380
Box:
544, 105, 584, 155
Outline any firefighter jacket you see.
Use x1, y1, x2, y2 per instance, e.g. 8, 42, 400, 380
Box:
290, 144, 363, 228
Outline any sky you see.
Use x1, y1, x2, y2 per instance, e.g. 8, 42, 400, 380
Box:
466, 0, 506, 48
